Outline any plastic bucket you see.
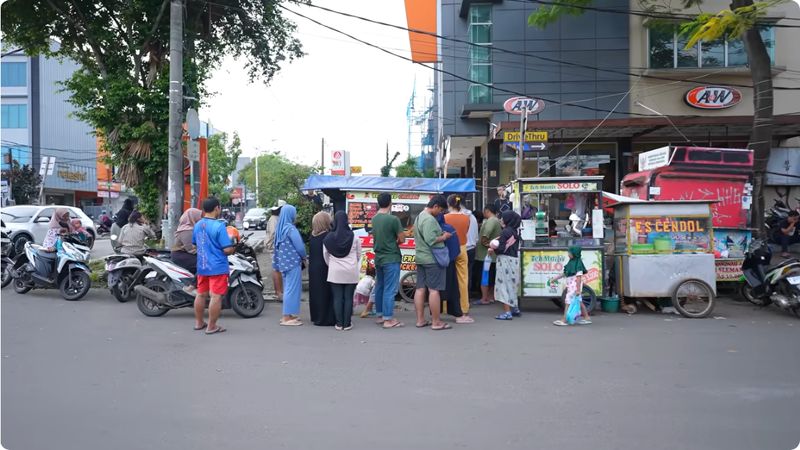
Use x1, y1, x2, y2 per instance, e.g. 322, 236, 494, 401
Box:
601, 295, 620, 313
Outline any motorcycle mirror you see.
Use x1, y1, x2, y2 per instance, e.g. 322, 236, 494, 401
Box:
110, 234, 118, 241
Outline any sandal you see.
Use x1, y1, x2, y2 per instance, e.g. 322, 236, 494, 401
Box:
511, 307, 522, 317
415, 320, 431, 328
431, 323, 452, 331
552, 320, 570, 326
471, 300, 493, 306
456, 316, 475, 324
577, 319, 592, 325
280, 319, 303, 326
193, 322, 207, 331
205, 326, 226, 335
383, 320, 405, 329
495, 312, 513, 321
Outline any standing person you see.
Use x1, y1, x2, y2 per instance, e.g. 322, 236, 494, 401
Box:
473, 204, 501, 305
370, 193, 405, 329
773, 210, 799, 257
171, 208, 202, 273
437, 212, 465, 322
550, 246, 592, 326
308, 211, 336, 326
273, 204, 307, 326
323, 211, 361, 331
264, 204, 283, 301
413, 195, 453, 330
494, 186, 512, 213
462, 203, 479, 296
491, 211, 522, 321
110, 198, 134, 249
117, 211, 155, 256
445, 194, 474, 323
192, 197, 235, 335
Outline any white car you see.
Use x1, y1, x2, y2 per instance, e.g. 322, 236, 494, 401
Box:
1, 205, 97, 253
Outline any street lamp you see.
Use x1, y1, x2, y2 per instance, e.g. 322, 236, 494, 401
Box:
253, 140, 277, 208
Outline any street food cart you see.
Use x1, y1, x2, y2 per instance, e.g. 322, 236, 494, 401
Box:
302, 175, 477, 301
512, 176, 606, 310
611, 200, 717, 318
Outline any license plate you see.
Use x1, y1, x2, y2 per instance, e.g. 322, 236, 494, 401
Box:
788, 276, 800, 285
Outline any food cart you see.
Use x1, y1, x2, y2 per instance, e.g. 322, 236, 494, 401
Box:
611, 200, 717, 318
512, 176, 606, 310
301, 175, 477, 301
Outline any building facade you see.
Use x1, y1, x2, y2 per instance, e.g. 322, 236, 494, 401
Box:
1, 45, 97, 207
406, 0, 800, 209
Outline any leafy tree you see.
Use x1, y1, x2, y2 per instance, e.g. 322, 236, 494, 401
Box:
528, 0, 781, 234
395, 156, 423, 178
1, 0, 303, 221
380, 151, 401, 177
237, 152, 316, 209
3, 162, 42, 205
207, 131, 242, 204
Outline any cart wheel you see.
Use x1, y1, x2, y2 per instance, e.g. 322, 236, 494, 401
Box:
672, 279, 715, 318
553, 285, 596, 312
398, 271, 417, 304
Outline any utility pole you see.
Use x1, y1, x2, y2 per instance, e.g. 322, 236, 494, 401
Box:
321, 138, 325, 173
165, 0, 184, 248
515, 106, 528, 181
254, 152, 259, 207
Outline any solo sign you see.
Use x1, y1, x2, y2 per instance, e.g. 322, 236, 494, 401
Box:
503, 97, 545, 115
685, 86, 742, 110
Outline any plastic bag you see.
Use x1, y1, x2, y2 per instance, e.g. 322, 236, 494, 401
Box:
481, 258, 492, 286
566, 293, 582, 324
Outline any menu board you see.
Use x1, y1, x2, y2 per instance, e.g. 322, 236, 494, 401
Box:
348, 201, 379, 229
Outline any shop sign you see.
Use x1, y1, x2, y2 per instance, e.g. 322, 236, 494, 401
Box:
345, 191, 429, 204
502, 131, 548, 142
638, 146, 672, 171
521, 249, 603, 297
350, 166, 362, 174
231, 187, 243, 200
685, 86, 742, 110
716, 258, 744, 282
521, 181, 600, 193
632, 218, 707, 234
330, 150, 349, 176
57, 168, 87, 183
358, 236, 416, 280
503, 97, 545, 115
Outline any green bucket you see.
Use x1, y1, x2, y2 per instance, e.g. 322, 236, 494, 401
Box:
600, 295, 620, 313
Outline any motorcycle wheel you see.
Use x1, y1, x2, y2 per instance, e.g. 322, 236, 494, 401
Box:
136, 278, 170, 317
13, 276, 32, 294
230, 282, 265, 318
60, 270, 91, 301
739, 283, 770, 307
1, 265, 12, 288
111, 270, 136, 303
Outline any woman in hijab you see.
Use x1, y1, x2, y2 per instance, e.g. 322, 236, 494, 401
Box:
171, 208, 203, 273
308, 211, 336, 326
322, 211, 361, 330
111, 198, 134, 249
490, 210, 522, 320
117, 210, 155, 256
273, 205, 307, 326
42, 208, 73, 251
436, 212, 465, 322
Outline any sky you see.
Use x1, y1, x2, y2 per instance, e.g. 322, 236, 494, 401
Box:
203, 0, 433, 175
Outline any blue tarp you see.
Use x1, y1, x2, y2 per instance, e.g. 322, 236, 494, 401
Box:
302, 175, 476, 193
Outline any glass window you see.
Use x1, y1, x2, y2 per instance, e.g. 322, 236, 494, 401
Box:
470, 64, 491, 84
1, 104, 28, 128
468, 84, 491, 104
650, 26, 774, 69
469, 4, 491, 24
649, 27, 674, 69
469, 24, 491, 44
701, 38, 725, 67
1, 62, 26, 87
1, 206, 39, 223
676, 34, 699, 68
468, 4, 492, 105
470, 45, 491, 63
0, 146, 30, 170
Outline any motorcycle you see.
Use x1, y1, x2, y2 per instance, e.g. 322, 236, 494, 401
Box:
104, 248, 171, 303
133, 252, 264, 318
1, 224, 13, 288
740, 239, 800, 317
10, 233, 92, 301
234, 232, 261, 282
765, 197, 800, 231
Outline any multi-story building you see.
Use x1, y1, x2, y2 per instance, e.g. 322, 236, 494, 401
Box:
1, 44, 97, 206
405, 0, 800, 208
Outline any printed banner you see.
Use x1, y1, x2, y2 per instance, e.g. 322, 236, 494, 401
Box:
716, 258, 744, 282
521, 249, 603, 297
358, 235, 416, 278
521, 181, 600, 193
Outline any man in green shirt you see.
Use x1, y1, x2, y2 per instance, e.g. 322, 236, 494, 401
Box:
474, 204, 502, 305
413, 195, 452, 330
371, 193, 406, 329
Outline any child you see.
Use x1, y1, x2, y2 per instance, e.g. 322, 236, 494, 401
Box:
357, 264, 377, 318
551, 245, 592, 326
71, 219, 89, 243
491, 211, 522, 320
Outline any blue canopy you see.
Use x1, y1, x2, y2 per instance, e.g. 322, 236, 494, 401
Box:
302, 175, 476, 193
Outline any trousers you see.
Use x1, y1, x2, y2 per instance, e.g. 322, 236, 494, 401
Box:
330, 283, 356, 328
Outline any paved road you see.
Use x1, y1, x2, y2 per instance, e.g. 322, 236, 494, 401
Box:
2, 290, 799, 450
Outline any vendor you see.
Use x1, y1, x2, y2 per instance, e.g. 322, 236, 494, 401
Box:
773, 210, 799, 258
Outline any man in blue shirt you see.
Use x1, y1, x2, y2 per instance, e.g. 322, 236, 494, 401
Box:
193, 197, 235, 335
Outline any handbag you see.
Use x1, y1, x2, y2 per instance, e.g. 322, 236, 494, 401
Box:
432, 246, 450, 269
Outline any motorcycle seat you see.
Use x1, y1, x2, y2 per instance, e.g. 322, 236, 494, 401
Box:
767, 258, 799, 272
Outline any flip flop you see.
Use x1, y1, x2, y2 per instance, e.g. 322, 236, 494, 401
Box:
280, 319, 303, 326
193, 322, 207, 331
431, 323, 452, 331
415, 320, 431, 328
205, 326, 226, 335
383, 321, 405, 329
470, 300, 492, 306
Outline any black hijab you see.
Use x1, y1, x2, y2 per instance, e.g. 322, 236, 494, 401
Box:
501, 210, 521, 231
323, 211, 355, 258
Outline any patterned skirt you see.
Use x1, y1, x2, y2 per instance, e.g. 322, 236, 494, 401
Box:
495, 254, 519, 308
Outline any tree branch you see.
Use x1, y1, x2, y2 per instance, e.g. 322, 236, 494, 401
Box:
45, 0, 108, 78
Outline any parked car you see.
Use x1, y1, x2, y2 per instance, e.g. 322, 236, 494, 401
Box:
0, 205, 97, 252
242, 208, 268, 230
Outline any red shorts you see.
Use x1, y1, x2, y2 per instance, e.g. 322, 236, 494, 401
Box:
197, 274, 229, 296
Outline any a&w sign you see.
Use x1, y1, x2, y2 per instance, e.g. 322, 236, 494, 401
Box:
503, 97, 545, 115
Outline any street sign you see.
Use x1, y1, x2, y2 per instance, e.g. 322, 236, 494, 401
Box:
502, 131, 548, 142
186, 109, 200, 139
505, 142, 548, 152
39, 156, 56, 176
638, 146, 672, 170
503, 97, 545, 115
350, 166, 362, 174
187, 140, 200, 161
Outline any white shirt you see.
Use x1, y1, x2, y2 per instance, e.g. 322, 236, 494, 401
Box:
323, 239, 362, 284
463, 209, 479, 251
355, 275, 375, 296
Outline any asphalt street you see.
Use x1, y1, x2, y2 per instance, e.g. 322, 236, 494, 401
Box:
1, 288, 799, 450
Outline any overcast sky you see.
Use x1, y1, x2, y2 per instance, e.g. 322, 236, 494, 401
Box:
203, 0, 433, 175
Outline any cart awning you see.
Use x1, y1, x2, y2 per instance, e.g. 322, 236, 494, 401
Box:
302, 175, 477, 193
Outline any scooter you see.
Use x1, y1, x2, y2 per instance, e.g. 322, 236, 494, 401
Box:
1, 224, 13, 288
133, 252, 264, 318
104, 248, 171, 303
10, 233, 92, 301
740, 239, 800, 317
234, 232, 261, 282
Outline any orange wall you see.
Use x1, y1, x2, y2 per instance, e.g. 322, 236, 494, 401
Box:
404, 0, 437, 63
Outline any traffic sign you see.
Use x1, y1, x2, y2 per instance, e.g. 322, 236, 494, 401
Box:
503, 131, 548, 142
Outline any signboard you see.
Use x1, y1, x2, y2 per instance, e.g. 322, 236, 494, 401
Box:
638, 146, 672, 171
521, 181, 600, 193
502, 131, 549, 142
505, 142, 547, 152
231, 187, 243, 200
521, 249, 603, 297
358, 235, 417, 280
187, 140, 200, 161
348, 201, 379, 228
350, 166, 362, 174
685, 86, 742, 110
716, 258, 744, 282
330, 150, 350, 176
503, 97, 545, 115
346, 191, 429, 229
39, 156, 56, 176
97, 190, 120, 198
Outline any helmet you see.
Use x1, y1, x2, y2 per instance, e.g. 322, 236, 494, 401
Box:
226, 225, 240, 244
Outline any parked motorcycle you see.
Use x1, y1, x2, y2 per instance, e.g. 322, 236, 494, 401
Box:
234, 232, 261, 282
10, 233, 92, 301
740, 239, 800, 317
133, 252, 264, 318
765, 197, 800, 231
1, 224, 13, 288
104, 248, 171, 303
